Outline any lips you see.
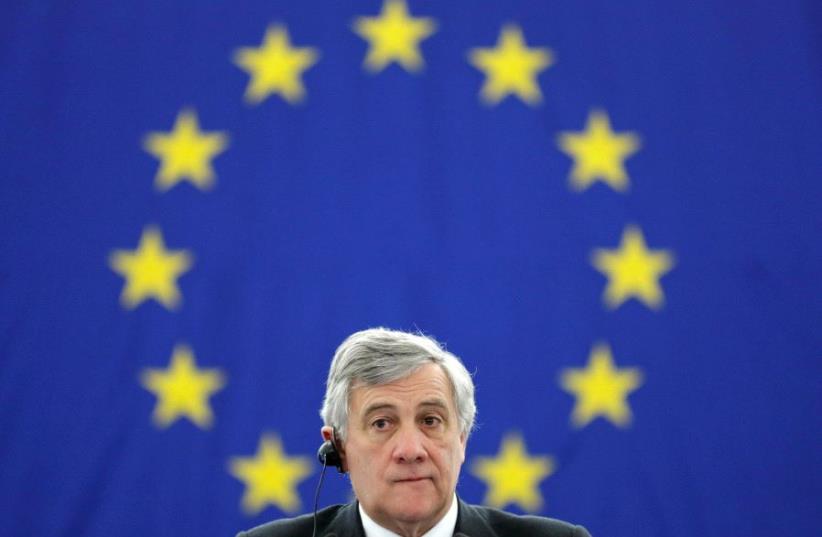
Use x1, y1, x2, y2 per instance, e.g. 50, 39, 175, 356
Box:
394, 476, 430, 483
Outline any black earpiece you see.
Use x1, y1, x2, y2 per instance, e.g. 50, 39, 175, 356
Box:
312, 429, 344, 537
316, 429, 345, 473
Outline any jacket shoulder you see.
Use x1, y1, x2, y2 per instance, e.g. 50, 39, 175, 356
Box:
461, 503, 591, 537
235, 504, 346, 537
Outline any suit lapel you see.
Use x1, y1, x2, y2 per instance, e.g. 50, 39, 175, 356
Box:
323, 501, 366, 537
455, 498, 496, 537
323, 498, 493, 537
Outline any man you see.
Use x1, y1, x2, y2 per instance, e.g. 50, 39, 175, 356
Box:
238, 328, 591, 537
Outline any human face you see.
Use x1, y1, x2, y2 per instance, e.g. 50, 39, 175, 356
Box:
333, 364, 467, 536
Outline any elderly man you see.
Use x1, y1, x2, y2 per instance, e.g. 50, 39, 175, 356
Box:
238, 328, 591, 537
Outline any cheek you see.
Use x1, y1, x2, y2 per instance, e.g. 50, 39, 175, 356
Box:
347, 461, 375, 499
349, 446, 385, 483
438, 444, 466, 475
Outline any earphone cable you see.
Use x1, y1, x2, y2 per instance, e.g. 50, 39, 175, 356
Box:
311, 459, 329, 537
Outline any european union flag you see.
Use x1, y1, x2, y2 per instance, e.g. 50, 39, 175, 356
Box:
1, 1, 819, 536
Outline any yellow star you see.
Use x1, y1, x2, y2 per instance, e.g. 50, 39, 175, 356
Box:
229, 433, 313, 515
557, 109, 641, 192
591, 225, 675, 310
140, 344, 226, 429
108, 226, 193, 310
352, 0, 437, 73
468, 24, 554, 105
142, 109, 229, 192
471, 433, 555, 512
233, 25, 319, 105
559, 343, 643, 428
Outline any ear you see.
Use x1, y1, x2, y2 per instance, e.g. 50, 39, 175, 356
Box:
458, 432, 467, 464
321, 425, 348, 472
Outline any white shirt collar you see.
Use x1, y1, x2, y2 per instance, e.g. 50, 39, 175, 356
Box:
359, 493, 458, 537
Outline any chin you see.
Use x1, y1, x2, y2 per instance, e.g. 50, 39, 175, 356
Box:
387, 497, 440, 523
391, 507, 436, 524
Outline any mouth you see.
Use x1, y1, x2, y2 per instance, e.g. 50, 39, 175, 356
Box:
394, 477, 430, 483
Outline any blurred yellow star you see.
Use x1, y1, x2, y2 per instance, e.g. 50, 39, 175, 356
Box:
353, 0, 437, 73
229, 434, 313, 515
468, 24, 554, 105
471, 433, 555, 512
557, 109, 641, 192
108, 226, 193, 310
140, 344, 226, 429
142, 109, 228, 191
591, 225, 675, 310
560, 343, 643, 428
233, 25, 319, 105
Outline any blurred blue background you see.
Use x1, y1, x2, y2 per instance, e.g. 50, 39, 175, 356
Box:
1, 1, 820, 536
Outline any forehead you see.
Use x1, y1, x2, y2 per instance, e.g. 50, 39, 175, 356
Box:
349, 363, 456, 415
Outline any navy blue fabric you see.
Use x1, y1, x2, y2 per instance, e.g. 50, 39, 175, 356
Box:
0, 2, 819, 537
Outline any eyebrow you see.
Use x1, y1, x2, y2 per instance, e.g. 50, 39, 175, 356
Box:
361, 398, 450, 419
362, 402, 398, 418
418, 398, 450, 412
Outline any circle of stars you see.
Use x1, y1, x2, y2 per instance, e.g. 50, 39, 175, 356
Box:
105, 0, 678, 517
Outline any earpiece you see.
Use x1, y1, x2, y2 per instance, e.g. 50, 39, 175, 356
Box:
312, 428, 344, 537
316, 428, 345, 473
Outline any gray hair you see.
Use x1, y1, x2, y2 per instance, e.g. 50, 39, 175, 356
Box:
320, 327, 476, 441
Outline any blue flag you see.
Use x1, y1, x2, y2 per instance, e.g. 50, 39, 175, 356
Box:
1, 2, 819, 536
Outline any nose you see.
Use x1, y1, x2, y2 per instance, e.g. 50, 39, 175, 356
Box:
392, 426, 427, 464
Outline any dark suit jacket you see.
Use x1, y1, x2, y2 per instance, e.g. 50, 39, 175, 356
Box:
237, 498, 591, 537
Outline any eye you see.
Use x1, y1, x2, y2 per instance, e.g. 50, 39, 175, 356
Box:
422, 416, 442, 427
371, 418, 390, 430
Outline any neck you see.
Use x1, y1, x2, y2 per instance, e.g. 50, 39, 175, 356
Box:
386, 522, 435, 537
360, 494, 457, 537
